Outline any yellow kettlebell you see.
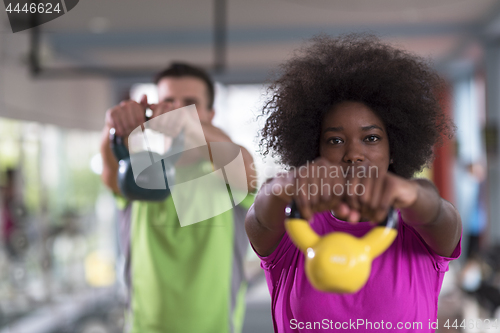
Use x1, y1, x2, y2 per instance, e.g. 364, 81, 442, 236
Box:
284, 201, 398, 293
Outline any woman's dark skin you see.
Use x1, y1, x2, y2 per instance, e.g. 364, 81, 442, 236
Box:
245, 101, 462, 258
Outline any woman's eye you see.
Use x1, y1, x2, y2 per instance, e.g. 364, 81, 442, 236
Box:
365, 135, 380, 142
328, 137, 343, 144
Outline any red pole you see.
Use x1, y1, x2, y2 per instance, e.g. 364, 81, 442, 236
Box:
432, 85, 456, 205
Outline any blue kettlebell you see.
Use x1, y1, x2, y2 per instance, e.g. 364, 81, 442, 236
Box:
109, 120, 184, 201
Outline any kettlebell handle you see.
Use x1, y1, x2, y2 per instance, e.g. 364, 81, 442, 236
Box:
285, 200, 398, 228
108, 110, 185, 202
109, 112, 153, 162
109, 127, 129, 162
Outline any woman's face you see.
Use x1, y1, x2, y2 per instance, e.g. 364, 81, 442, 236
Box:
319, 101, 391, 177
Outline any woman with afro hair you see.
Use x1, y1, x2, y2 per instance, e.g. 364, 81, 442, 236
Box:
245, 34, 462, 332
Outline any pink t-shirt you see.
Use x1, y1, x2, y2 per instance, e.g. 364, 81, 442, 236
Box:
256, 211, 461, 332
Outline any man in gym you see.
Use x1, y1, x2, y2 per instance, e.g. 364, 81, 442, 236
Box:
100, 63, 256, 333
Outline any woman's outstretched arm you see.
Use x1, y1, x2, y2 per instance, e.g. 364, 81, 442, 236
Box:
245, 177, 291, 257
400, 178, 462, 258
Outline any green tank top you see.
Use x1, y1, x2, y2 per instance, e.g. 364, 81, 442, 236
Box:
117, 160, 254, 333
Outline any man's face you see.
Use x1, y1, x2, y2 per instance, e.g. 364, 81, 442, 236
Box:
157, 76, 214, 123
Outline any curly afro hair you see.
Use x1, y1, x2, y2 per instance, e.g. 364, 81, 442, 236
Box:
259, 33, 454, 179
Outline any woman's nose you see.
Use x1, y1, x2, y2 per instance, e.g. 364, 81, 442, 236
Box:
343, 141, 364, 164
